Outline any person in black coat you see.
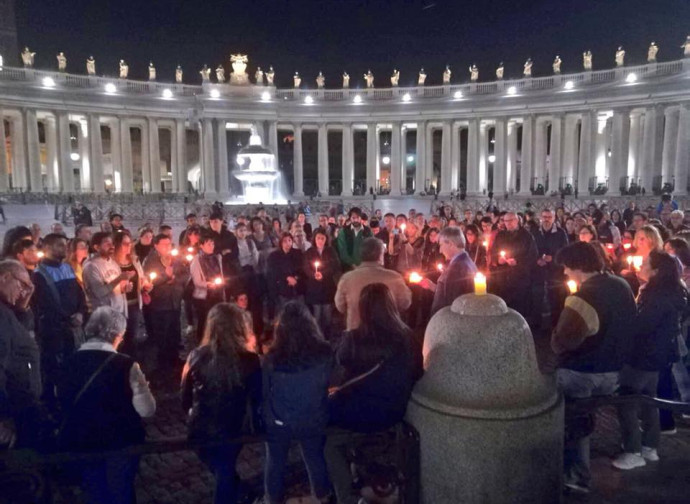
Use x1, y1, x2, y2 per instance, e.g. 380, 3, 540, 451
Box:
208, 211, 240, 282
266, 233, 304, 314
613, 251, 687, 470
327, 283, 422, 504
181, 303, 261, 504
490, 212, 539, 323
303, 230, 341, 338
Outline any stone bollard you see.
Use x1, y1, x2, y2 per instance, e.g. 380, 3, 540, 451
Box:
406, 293, 563, 504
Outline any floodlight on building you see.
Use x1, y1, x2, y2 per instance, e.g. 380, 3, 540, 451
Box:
407, 155, 415, 163
626, 73, 638, 84
261, 91, 271, 101
507, 86, 517, 96
564, 81, 574, 90
453, 91, 463, 99
402, 93, 411, 102
353, 95, 362, 104
304, 95, 314, 105
104, 83, 117, 94
382, 156, 391, 165
209, 88, 221, 99
488, 154, 496, 163
162, 89, 173, 99
70, 152, 80, 161
42, 77, 56, 88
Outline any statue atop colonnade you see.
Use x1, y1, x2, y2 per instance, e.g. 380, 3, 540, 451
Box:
21, 47, 35, 67
56, 52, 66, 72
230, 54, 250, 85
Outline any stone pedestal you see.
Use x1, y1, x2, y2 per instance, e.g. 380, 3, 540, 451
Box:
406, 293, 563, 504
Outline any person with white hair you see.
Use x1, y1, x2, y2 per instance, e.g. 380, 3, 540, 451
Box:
668, 210, 689, 236
58, 306, 155, 503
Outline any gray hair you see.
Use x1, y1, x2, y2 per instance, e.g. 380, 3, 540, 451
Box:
671, 209, 684, 218
360, 237, 385, 262
84, 306, 127, 344
0, 259, 26, 276
439, 226, 466, 249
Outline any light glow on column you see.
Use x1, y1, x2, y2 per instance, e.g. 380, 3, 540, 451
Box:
382, 156, 391, 165
70, 152, 80, 161
407, 154, 415, 163
488, 154, 496, 163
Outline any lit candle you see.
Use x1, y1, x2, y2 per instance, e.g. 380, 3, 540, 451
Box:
567, 280, 578, 294
187, 247, 194, 253
409, 271, 423, 284
626, 255, 634, 266
437, 263, 444, 272
474, 272, 487, 295
400, 223, 407, 233
149, 272, 157, 281
213, 277, 222, 286
482, 240, 489, 248
314, 260, 321, 273
623, 243, 632, 251
37, 251, 45, 258
632, 255, 643, 271
171, 248, 179, 257
499, 250, 506, 259
606, 243, 614, 250
185, 254, 194, 262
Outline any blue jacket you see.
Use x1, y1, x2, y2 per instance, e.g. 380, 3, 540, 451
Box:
431, 251, 478, 315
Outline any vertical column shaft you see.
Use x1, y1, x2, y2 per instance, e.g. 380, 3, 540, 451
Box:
25, 109, 42, 192
493, 119, 508, 195
89, 115, 105, 193
44, 116, 59, 192
56, 112, 74, 192
293, 123, 304, 196
120, 120, 133, 193
507, 121, 518, 192
415, 121, 426, 193
175, 119, 187, 193
466, 119, 479, 195
390, 122, 402, 196
549, 115, 563, 190
578, 111, 596, 195
519, 116, 534, 195
440, 121, 452, 195
674, 105, 690, 195
662, 107, 680, 186
148, 118, 160, 193
201, 118, 216, 194
366, 123, 377, 192
611, 109, 631, 196
0, 110, 8, 191
217, 120, 229, 194
341, 124, 354, 196
318, 123, 329, 195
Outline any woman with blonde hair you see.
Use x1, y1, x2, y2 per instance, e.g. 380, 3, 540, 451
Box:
181, 303, 260, 504
633, 225, 664, 260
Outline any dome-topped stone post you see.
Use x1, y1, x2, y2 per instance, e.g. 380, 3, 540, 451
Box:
406, 292, 564, 504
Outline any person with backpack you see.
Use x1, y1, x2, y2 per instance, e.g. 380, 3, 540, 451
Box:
260, 302, 334, 504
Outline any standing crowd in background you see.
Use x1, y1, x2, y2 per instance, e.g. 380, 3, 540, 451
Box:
1, 194, 690, 502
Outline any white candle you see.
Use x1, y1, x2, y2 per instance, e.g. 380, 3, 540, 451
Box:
314, 260, 321, 273
474, 272, 487, 295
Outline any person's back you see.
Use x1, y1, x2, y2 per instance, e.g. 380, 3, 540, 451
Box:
182, 345, 261, 439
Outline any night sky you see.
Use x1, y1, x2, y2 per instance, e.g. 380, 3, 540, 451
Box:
13, 0, 690, 88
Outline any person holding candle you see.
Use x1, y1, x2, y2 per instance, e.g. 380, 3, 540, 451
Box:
143, 234, 190, 376
533, 208, 570, 329
83, 232, 134, 317
551, 241, 636, 492
417, 227, 478, 316
374, 212, 402, 271
613, 250, 687, 470
190, 232, 226, 343
490, 212, 539, 323
464, 224, 488, 272
304, 230, 341, 338
267, 233, 305, 316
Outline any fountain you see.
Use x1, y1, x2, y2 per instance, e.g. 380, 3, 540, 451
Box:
231, 132, 287, 204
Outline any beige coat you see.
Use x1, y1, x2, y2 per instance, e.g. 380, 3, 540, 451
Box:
335, 261, 412, 330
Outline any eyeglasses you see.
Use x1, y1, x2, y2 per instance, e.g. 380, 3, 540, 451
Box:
13, 275, 33, 293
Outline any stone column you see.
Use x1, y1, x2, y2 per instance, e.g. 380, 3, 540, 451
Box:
120, 120, 134, 193
366, 123, 378, 192
293, 123, 304, 196
341, 124, 354, 196
78, 118, 91, 192
0, 110, 8, 191
627, 112, 642, 183
641, 107, 664, 192
674, 105, 690, 195
56, 112, 74, 193
216, 121, 229, 195
89, 115, 105, 194
519, 116, 534, 195
493, 119, 508, 195
440, 121, 452, 195
415, 121, 427, 193
201, 119, 216, 195
139, 121, 150, 193
108, 120, 122, 192
425, 124, 434, 188
478, 122, 488, 193
466, 119, 479, 195
25, 109, 42, 192
561, 115, 578, 189
507, 121, 518, 193
147, 118, 160, 193
549, 115, 563, 191
10, 116, 27, 190
44, 116, 59, 192
268, 121, 279, 158
534, 119, 547, 189
450, 123, 461, 193
390, 122, 402, 196
318, 123, 329, 196
610, 109, 631, 196
175, 119, 187, 193
661, 107, 679, 187
253, 121, 265, 143
578, 111, 596, 196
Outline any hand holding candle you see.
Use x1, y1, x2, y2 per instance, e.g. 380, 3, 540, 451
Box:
474, 272, 487, 295
632, 255, 643, 272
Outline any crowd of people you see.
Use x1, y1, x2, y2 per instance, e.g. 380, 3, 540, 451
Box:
1, 194, 689, 502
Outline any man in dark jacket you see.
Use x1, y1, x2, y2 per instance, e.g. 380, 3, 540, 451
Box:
420, 227, 478, 315
336, 207, 372, 271
490, 212, 539, 323
0, 259, 42, 449
552, 242, 636, 493
208, 211, 240, 281
532, 209, 570, 329
143, 234, 190, 373
33, 233, 87, 411
375, 213, 402, 270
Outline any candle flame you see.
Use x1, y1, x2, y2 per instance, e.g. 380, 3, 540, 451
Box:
37, 251, 45, 258
214, 277, 222, 285
409, 271, 423, 284
437, 263, 444, 272
499, 250, 506, 258
567, 280, 578, 294
149, 272, 157, 280
623, 243, 632, 250
632, 256, 643, 271
482, 240, 489, 248
187, 247, 194, 253
185, 254, 194, 262
171, 248, 179, 257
